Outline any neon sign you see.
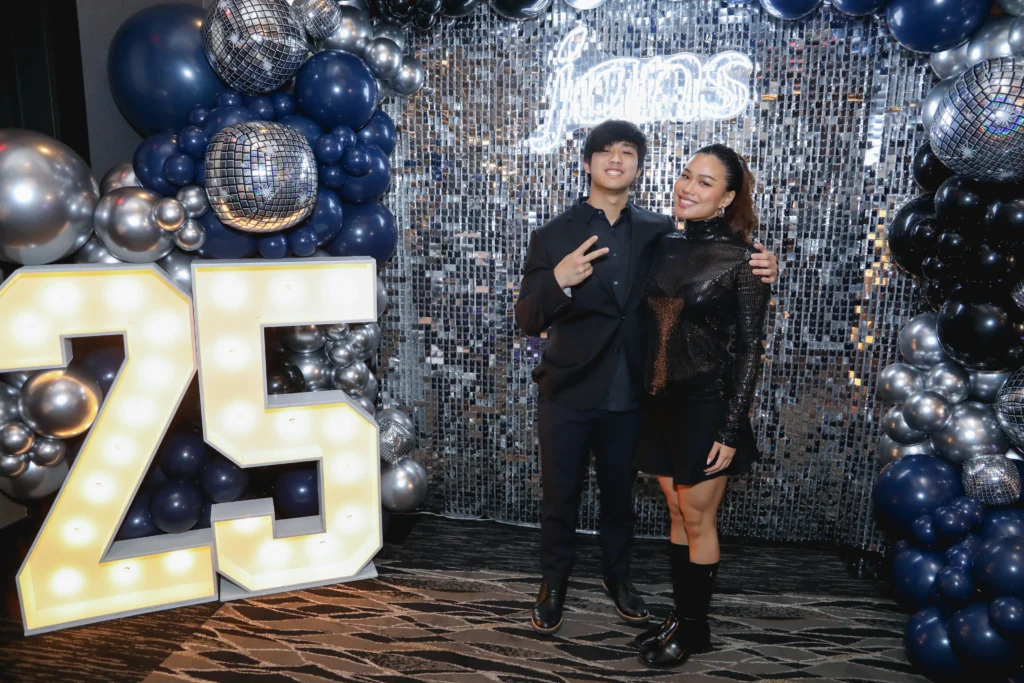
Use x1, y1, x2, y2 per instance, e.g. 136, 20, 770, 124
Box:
527, 25, 754, 153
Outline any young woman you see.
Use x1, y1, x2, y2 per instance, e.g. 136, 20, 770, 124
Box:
633, 144, 771, 667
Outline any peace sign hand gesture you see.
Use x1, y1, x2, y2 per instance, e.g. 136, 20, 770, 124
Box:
554, 236, 609, 289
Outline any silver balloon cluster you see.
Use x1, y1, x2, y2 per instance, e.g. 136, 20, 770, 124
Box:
376, 407, 415, 465
0, 369, 103, 501
315, 7, 424, 98
876, 312, 1010, 470
380, 449, 427, 512
961, 453, 1021, 507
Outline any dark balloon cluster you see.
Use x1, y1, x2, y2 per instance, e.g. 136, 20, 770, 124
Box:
887, 142, 1024, 372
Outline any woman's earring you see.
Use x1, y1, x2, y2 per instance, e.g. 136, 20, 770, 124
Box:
718, 207, 726, 217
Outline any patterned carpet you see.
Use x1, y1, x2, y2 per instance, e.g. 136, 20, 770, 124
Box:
1, 517, 926, 683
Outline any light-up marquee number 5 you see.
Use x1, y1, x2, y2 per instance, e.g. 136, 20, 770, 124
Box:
0, 259, 380, 635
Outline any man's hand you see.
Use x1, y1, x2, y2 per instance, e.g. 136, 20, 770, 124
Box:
554, 236, 609, 289
750, 244, 779, 284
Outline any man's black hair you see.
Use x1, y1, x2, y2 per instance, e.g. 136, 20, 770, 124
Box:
582, 120, 647, 169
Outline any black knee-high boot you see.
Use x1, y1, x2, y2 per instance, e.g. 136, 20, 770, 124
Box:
639, 560, 718, 667
633, 543, 688, 648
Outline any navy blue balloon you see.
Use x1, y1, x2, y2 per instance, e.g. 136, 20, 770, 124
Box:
976, 536, 1024, 598
989, 596, 1024, 639
177, 126, 210, 160
331, 125, 357, 150
904, 608, 968, 682
78, 346, 124, 395
913, 515, 943, 549
217, 90, 243, 108
949, 602, 1020, 669
201, 105, 259, 137
305, 186, 345, 246
340, 145, 391, 204
272, 91, 297, 119
287, 226, 319, 257
158, 432, 212, 480
150, 481, 204, 534
892, 547, 945, 611
980, 509, 1024, 544
357, 110, 397, 156
147, 463, 169, 489
117, 492, 159, 540
831, 0, 887, 14
934, 505, 971, 542
936, 566, 976, 607
195, 159, 206, 185
107, 3, 223, 136
295, 51, 377, 131
314, 135, 344, 165
279, 114, 324, 148
342, 146, 372, 176
243, 95, 276, 121
274, 468, 319, 518
133, 133, 180, 196
326, 201, 397, 264
196, 211, 259, 259
319, 163, 347, 189
195, 501, 212, 529
164, 153, 196, 187
189, 105, 211, 127
945, 536, 981, 570
886, 0, 992, 54
258, 233, 289, 259
759, 0, 822, 20
200, 457, 249, 503
875, 454, 964, 536
952, 497, 985, 531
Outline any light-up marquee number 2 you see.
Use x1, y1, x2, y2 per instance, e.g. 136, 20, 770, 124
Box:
0, 259, 380, 635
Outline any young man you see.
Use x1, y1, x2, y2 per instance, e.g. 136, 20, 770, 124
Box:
514, 120, 778, 634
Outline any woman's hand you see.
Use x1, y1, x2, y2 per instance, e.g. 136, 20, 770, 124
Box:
705, 442, 736, 475
749, 244, 778, 284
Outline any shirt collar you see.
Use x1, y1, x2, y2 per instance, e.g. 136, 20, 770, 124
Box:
577, 196, 633, 224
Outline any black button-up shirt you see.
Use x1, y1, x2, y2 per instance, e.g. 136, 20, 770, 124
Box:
578, 198, 639, 412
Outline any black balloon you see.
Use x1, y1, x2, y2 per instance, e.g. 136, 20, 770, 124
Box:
267, 355, 304, 395
921, 256, 947, 281
965, 242, 1018, 283
910, 217, 940, 252
912, 142, 954, 192
886, 194, 935, 277
938, 295, 1024, 371
985, 197, 1024, 248
936, 229, 976, 270
442, 0, 481, 16
373, 0, 441, 29
273, 468, 319, 518
924, 278, 954, 311
150, 481, 204, 533
158, 431, 212, 480
935, 176, 989, 228
200, 457, 249, 503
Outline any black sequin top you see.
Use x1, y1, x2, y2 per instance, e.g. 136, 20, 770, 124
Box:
642, 217, 771, 447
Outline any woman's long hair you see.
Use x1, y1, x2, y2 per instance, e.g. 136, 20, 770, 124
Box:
694, 144, 758, 242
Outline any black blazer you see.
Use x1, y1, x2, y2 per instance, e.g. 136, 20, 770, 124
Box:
515, 201, 674, 409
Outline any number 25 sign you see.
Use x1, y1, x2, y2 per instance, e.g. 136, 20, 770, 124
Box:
0, 258, 381, 635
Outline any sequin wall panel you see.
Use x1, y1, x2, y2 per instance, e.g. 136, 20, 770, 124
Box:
378, 1, 931, 550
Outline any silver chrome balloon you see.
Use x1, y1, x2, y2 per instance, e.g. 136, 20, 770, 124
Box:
965, 17, 1015, 67
156, 248, 197, 294
563, 0, 611, 8
925, 362, 972, 404
29, 437, 66, 467
174, 219, 207, 252
1, 372, 31, 390
93, 187, 175, 263
286, 349, 333, 391
931, 42, 971, 80
317, 6, 373, 55
175, 185, 210, 219
373, 22, 406, 51
903, 390, 952, 433
962, 454, 1021, 506
931, 58, 1024, 183
333, 359, 369, 393
883, 406, 927, 445
293, 0, 341, 40
201, 0, 307, 95
0, 423, 34, 456
0, 459, 68, 501
0, 129, 98, 265
970, 370, 1010, 403
364, 38, 403, 80
998, 0, 1024, 16
323, 323, 350, 342
1011, 16, 1024, 56
153, 197, 187, 232
348, 323, 380, 360
337, 0, 368, 11
380, 456, 427, 512
390, 56, 425, 96
376, 277, 389, 316
72, 236, 124, 264
205, 121, 318, 233
0, 453, 28, 478
18, 368, 102, 439
355, 395, 376, 414
358, 373, 378, 402
376, 408, 415, 465
0, 381, 21, 425
100, 162, 141, 195
877, 363, 924, 404
931, 401, 1009, 466
921, 78, 953, 133
899, 312, 948, 369
280, 325, 326, 353
326, 339, 357, 367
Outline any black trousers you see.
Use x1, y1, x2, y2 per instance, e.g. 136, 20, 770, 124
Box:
538, 398, 644, 587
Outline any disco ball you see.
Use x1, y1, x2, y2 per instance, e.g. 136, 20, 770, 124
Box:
996, 367, 1024, 449
1013, 278, 1024, 312
931, 57, 1024, 183
292, 0, 341, 40
201, 0, 307, 95
376, 408, 415, 465
204, 121, 318, 232
962, 454, 1022, 506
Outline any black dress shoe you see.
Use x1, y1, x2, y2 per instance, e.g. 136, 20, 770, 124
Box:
633, 605, 679, 649
531, 581, 567, 634
638, 618, 713, 667
602, 578, 649, 623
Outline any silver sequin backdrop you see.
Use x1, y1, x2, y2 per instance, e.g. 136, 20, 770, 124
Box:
378, 0, 931, 551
